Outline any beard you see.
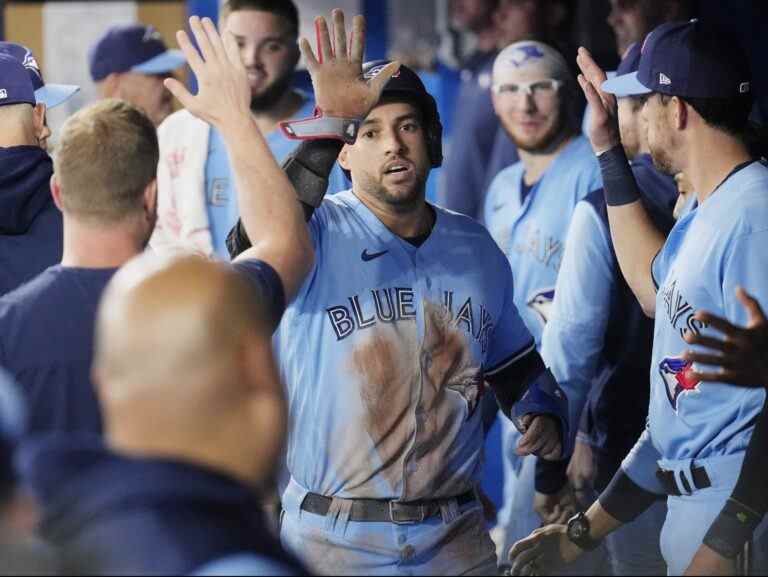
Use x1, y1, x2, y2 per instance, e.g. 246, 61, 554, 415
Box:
356, 171, 427, 214
648, 138, 677, 175
249, 68, 295, 112
504, 105, 570, 154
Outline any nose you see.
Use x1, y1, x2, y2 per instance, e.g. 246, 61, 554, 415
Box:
519, 91, 536, 114
381, 126, 408, 157
240, 45, 261, 69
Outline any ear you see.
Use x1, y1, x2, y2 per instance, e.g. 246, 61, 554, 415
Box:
672, 96, 688, 131
32, 103, 50, 144
99, 74, 121, 98
144, 179, 158, 219
50, 173, 64, 212
337, 145, 352, 172
491, 91, 502, 116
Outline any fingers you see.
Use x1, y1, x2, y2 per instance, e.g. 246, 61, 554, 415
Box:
577, 74, 608, 118
681, 350, 732, 369
222, 29, 244, 71
332, 9, 348, 62
176, 29, 205, 79
350, 15, 366, 63
693, 311, 746, 340
737, 286, 768, 325
300, 37, 320, 73
189, 16, 217, 65
368, 61, 402, 99
576, 47, 608, 91
539, 440, 563, 461
511, 543, 541, 576
315, 16, 333, 64
200, 17, 227, 62
164, 77, 194, 109
517, 421, 548, 456
688, 368, 763, 387
682, 333, 736, 354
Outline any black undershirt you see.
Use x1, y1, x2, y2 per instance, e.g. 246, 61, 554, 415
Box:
403, 205, 437, 247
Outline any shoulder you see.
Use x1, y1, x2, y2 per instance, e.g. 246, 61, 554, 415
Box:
157, 110, 208, 141
0, 268, 60, 322
712, 162, 768, 237
435, 206, 509, 263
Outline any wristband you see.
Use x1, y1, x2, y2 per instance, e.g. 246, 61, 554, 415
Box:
280, 108, 362, 144
703, 499, 763, 559
598, 145, 642, 206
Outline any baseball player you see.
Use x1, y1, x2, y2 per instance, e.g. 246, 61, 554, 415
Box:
231, 10, 570, 575
509, 19, 768, 576
482, 41, 602, 560
150, 0, 347, 260
539, 41, 677, 576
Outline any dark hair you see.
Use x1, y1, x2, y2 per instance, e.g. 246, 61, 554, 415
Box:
222, 0, 299, 35
659, 93, 753, 138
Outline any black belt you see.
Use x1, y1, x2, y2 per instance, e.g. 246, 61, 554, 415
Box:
300, 490, 476, 524
656, 466, 712, 496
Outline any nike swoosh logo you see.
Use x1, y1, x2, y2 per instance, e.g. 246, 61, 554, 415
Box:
361, 249, 389, 262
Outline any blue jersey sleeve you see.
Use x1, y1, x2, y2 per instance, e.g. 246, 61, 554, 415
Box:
231, 259, 286, 329
541, 201, 615, 446
485, 255, 536, 374
620, 427, 667, 495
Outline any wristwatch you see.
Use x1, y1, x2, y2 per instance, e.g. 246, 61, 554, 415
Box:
566, 512, 601, 551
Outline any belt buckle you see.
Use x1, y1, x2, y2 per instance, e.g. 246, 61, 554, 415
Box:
389, 502, 426, 525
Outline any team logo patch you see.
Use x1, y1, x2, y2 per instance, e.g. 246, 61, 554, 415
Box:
659, 356, 701, 410
22, 50, 43, 81
0, 89, 7, 100
659, 73, 672, 86
507, 45, 545, 68
527, 287, 555, 326
143, 26, 163, 43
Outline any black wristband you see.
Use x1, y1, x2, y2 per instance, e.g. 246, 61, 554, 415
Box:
598, 470, 661, 523
535, 458, 569, 495
703, 499, 763, 559
284, 140, 344, 209
598, 146, 642, 207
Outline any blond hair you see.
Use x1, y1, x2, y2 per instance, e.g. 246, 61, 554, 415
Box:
53, 99, 158, 224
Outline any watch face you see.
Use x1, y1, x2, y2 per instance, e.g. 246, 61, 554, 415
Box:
568, 516, 588, 541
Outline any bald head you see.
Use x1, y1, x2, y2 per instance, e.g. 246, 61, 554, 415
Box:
93, 254, 286, 487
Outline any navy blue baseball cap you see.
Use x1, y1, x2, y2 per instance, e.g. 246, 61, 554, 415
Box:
89, 24, 186, 82
616, 41, 642, 78
0, 42, 80, 109
603, 19, 752, 99
0, 54, 36, 107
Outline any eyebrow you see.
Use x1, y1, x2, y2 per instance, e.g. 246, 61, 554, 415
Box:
361, 113, 421, 128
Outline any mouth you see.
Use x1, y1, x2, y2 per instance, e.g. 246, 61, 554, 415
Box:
382, 161, 414, 178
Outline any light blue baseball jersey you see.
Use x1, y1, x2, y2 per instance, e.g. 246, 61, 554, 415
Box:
274, 189, 536, 501
483, 135, 602, 346
623, 161, 768, 489
205, 95, 348, 259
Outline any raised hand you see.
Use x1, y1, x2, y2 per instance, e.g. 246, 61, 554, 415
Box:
302, 10, 400, 118
683, 287, 768, 387
164, 16, 250, 131
517, 414, 563, 461
535, 485, 579, 525
508, 525, 583, 576
576, 47, 621, 155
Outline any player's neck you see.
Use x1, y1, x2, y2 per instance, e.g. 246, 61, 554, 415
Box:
518, 131, 575, 186
251, 91, 304, 135
686, 130, 753, 205
60, 217, 145, 269
357, 190, 433, 239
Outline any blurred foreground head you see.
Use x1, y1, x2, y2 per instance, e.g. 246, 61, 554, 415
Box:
92, 254, 287, 488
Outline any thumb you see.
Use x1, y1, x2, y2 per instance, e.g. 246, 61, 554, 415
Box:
368, 61, 401, 99
737, 286, 767, 325
164, 77, 194, 110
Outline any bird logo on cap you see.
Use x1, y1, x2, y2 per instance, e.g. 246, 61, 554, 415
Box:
509, 45, 545, 68
21, 49, 42, 81
363, 64, 401, 81
142, 26, 163, 43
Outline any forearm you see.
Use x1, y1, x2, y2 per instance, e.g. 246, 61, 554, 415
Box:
584, 499, 624, 542
600, 146, 666, 316
223, 117, 313, 300
703, 395, 768, 558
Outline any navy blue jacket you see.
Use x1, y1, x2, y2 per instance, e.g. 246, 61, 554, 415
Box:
17, 435, 306, 576
0, 146, 62, 296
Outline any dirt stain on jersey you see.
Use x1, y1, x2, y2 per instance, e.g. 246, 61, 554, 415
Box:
348, 300, 483, 495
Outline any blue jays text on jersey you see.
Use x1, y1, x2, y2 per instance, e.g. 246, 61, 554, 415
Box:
326, 288, 496, 354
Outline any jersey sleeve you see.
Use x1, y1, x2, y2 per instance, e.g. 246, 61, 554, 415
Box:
231, 259, 286, 330
484, 255, 536, 375
541, 201, 615, 446
619, 426, 666, 494
722, 229, 768, 340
